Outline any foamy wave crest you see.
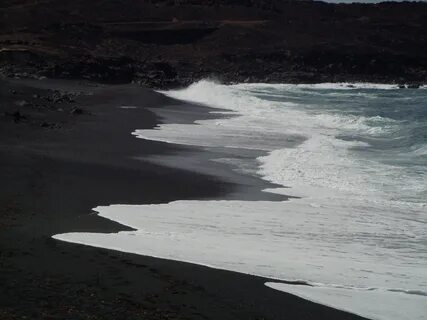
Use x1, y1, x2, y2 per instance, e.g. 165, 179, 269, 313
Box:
160, 80, 398, 138
311, 113, 397, 136
233, 82, 402, 91
156, 80, 425, 201
413, 144, 427, 156
266, 282, 427, 320
270, 280, 427, 297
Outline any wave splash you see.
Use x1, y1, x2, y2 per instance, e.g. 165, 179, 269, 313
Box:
54, 80, 427, 320
159, 80, 427, 203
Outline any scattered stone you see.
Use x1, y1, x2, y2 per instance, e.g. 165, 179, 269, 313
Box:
6, 111, 26, 123
15, 100, 30, 107
71, 107, 84, 115
14, 111, 25, 122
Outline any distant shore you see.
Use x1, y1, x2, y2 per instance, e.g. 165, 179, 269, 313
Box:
1, 0, 427, 88
0, 78, 368, 319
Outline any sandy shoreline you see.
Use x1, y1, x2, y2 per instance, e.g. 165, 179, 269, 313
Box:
0, 79, 366, 319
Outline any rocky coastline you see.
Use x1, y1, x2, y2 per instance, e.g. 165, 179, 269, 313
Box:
1, 0, 426, 88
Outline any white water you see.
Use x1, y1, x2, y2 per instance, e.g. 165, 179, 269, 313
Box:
266, 282, 427, 320
53, 199, 427, 320
54, 81, 427, 320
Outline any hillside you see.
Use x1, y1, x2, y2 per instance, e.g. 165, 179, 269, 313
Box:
1, 0, 426, 86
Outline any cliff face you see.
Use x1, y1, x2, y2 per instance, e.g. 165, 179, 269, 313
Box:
1, 0, 426, 87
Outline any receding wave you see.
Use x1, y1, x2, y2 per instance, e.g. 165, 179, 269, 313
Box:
54, 80, 427, 320
275, 280, 427, 297
53, 199, 427, 320
159, 80, 427, 202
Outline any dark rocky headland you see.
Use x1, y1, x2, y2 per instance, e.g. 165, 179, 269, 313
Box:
1, 0, 426, 88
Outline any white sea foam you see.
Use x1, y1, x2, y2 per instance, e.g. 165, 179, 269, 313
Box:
413, 144, 427, 156
54, 80, 427, 320
266, 282, 427, 320
145, 80, 425, 201
119, 105, 138, 109
54, 200, 427, 320
235, 82, 427, 91
234, 82, 402, 90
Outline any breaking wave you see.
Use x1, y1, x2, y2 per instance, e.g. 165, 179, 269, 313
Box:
54, 80, 427, 320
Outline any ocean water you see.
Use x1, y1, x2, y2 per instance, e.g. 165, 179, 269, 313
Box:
54, 81, 427, 320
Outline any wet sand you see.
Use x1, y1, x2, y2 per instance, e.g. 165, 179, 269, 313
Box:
0, 79, 367, 320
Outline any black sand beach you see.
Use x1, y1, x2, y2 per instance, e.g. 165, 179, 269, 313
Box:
0, 79, 368, 319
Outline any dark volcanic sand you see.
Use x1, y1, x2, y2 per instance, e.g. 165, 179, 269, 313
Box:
0, 79, 367, 320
